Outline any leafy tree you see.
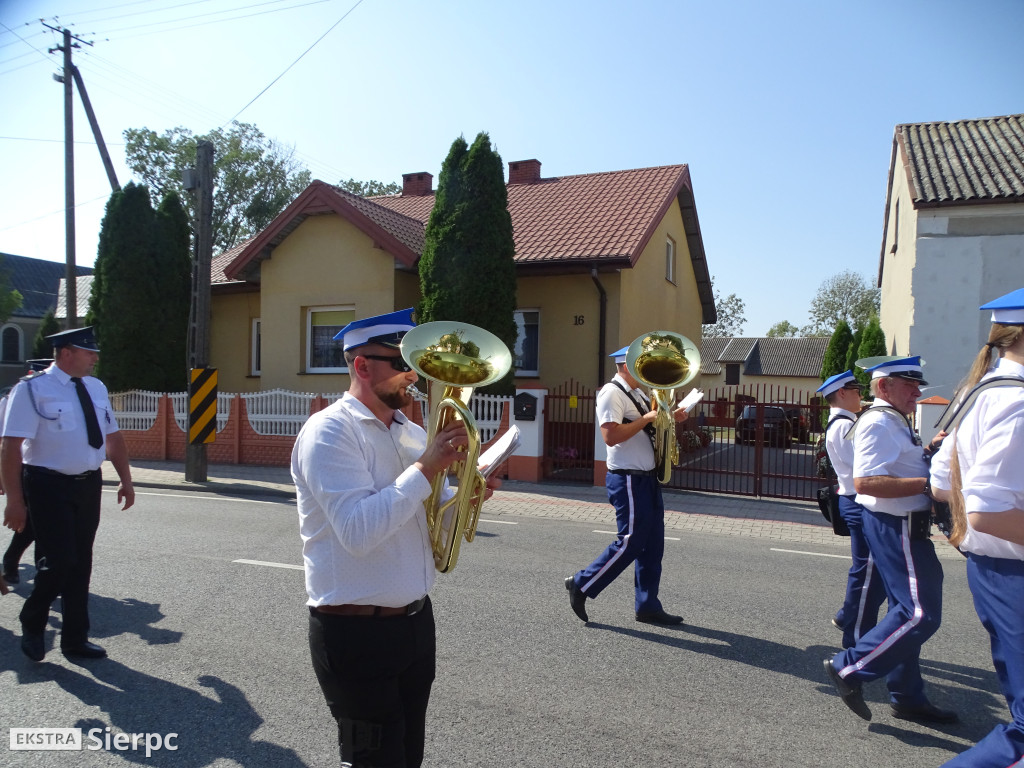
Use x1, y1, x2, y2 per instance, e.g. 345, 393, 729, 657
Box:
90, 182, 192, 392
338, 178, 402, 197
766, 320, 800, 337
806, 270, 880, 336
702, 277, 746, 337
32, 309, 61, 358
821, 319, 853, 380
123, 122, 311, 253
418, 132, 517, 394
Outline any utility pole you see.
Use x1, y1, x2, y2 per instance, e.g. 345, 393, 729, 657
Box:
46, 23, 119, 328
185, 140, 214, 482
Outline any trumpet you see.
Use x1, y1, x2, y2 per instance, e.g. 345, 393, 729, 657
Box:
625, 331, 701, 484
400, 321, 512, 573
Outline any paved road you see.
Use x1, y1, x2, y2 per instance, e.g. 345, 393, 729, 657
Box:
0, 464, 995, 766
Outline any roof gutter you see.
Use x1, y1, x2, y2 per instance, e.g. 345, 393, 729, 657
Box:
591, 268, 607, 386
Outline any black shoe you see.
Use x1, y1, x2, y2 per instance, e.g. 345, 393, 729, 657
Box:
890, 701, 958, 724
564, 576, 588, 623
2, 562, 18, 585
21, 632, 45, 662
61, 641, 107, 660
823, 658, 871, 720
636, 610, 684, 626
831, 617, 842, 631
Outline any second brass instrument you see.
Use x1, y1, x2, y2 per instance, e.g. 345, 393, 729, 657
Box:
400, 321, 512, 573
625, 331, 701, 484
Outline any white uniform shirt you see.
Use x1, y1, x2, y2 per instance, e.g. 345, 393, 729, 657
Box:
853, 400, 929, 517
825, 407, 858, 496
596, 373, 655, 472
930, 358, 1024, 559
292, 392, 437, 608
1, 363, 117, 474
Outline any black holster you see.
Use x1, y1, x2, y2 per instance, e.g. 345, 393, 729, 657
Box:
908, 509, 933, 541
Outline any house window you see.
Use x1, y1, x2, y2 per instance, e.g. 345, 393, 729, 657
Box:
514, 310, 539, 376
251, 319, 261, 376
725, 363, 740, 385
890, 200, 899, 254
666, 236, 676, 284
307, 306, 354, 372
1, 325, 21, 363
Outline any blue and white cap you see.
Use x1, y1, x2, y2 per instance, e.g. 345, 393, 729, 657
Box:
46, 326, 100, 352
816, 370, 858, 397
980, 288, 1024, 325
864, 355, 928, 386
609, 345, 630, 365
334, 308, 416, 352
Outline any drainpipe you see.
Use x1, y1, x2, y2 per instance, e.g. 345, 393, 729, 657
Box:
591, 268, 607, 386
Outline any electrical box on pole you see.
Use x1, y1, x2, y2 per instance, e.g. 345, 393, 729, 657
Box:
185, 140, 214, 482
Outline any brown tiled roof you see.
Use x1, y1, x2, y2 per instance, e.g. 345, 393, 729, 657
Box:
896, 114, 1024, 206
700, 336, 828, 379
213, 239, 252, 284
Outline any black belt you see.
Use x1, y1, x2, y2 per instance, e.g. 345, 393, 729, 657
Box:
24, 465, 99, 481
608, 468, 657, 476
311, 596, 427, 618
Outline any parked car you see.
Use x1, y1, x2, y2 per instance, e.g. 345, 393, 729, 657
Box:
734, 405, 793, 447
775, 403, 811, 443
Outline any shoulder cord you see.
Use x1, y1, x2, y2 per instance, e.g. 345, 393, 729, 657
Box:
611, 380, 656, 442
934, 376, 1024, 433
22, 376, 58, 421
843, 405, 918, 445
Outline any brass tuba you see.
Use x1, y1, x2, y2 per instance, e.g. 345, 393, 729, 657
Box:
400, 321, 513, 573
625, 331, 701, 484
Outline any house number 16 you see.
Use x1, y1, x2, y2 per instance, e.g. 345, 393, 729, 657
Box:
573, 315, 585, 325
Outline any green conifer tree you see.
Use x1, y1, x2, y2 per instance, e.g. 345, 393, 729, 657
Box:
845, 325, 865, 385
821, 319, 852, 381
857, 315, 888, 378
419, 133, 517, 394
32, 309, 61, 358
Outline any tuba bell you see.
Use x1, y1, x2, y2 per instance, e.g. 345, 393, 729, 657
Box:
400, 321, 513, 573
625, 331, 701, 484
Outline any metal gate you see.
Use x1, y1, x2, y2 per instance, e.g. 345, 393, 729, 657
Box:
543, 379, 596, 483
666, 383, 830, 502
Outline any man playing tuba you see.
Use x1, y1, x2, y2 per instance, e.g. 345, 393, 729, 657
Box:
564, 344, 689, 626
292, 308, 499, 767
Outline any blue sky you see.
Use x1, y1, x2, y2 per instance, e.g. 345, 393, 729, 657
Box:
1, 0, 1021, 337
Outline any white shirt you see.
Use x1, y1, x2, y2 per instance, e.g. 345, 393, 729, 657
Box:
853, 400, 929, 517
930, 358, 1024, 559
596, 373, 655, 472
825, 407, 858, 496
1, 363, 117, 474
292, 392, 437, 608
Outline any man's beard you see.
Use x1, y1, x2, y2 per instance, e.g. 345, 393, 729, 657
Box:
377, 385, 412, 411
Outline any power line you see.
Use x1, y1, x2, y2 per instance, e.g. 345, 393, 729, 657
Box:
225, 0, 365, 124
102, 0, 328, 37
0, 135, 126, 145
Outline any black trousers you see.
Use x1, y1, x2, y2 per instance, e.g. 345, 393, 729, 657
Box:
308, 598, 436, 767
19, 467, 102, 644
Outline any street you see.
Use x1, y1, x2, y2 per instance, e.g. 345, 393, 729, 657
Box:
0, 485, 1002, 767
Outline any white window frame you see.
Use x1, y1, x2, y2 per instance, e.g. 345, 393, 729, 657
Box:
513, 309, 540, 376
665, 235, 677, 284
251, 318, 261, 376
306, 306, 355, 373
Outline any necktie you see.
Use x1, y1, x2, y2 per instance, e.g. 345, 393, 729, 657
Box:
71, 377, 103, 449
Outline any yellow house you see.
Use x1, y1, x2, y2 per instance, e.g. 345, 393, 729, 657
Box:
210, 159, 715, 395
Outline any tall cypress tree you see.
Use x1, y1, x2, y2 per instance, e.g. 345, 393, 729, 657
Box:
821, 319, 852, 381
154, 191, 192, 390
33, 309, 61, 358
419, 132, 517, 394
845, 325, 865, 386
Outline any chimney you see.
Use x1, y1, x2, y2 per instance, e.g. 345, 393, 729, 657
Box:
508, 159, 542, 185
402, 172, 433, 196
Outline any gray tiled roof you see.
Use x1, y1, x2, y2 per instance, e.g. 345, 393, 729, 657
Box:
0, 253, 93, 318
897, 114, 1024, 206
700, 336, 829, 378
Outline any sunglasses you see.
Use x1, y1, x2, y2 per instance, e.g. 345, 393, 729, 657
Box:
361, 354, 413, 373
842, 384, 863, 391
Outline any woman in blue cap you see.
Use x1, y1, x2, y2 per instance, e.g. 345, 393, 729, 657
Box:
929, 287, 1024, 767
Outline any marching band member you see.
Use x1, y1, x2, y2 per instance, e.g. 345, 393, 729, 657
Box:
823, 356, 956, 724
817, 371, 885, 649
930, 288, 1024, 766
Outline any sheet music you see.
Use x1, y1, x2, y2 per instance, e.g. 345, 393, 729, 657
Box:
677, 388, 704, 413
477, 425, 521, 478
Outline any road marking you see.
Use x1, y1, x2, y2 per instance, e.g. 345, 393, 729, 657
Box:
594, 530, 681, 541
233, 559, 304, 570
111, 489, 287, 505
770, 547, 848, 559
479, 518, 517, 525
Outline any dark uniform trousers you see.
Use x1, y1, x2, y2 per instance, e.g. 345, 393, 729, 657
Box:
309, 597, 436, 768
19, 466, 102, 644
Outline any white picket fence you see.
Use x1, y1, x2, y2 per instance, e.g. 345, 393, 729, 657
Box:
110, 389, 511, 441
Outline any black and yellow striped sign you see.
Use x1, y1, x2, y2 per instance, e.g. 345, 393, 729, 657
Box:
189, 368, 217, 445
